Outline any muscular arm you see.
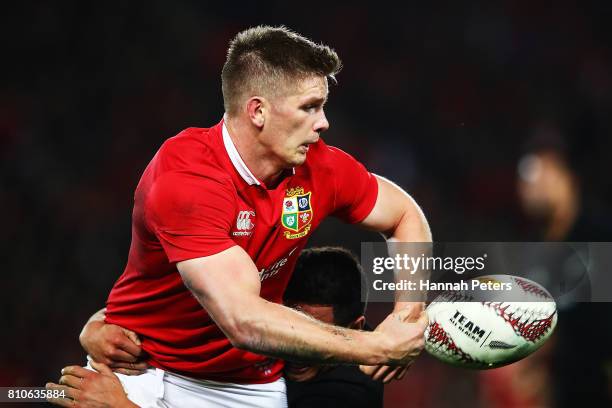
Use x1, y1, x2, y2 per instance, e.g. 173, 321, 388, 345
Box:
178, 246, 423, 366
360, 175, 432, 308
360, 175, 431, 244
356, 175, 432, 382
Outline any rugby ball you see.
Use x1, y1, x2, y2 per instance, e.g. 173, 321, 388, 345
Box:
424, 275, 557, 369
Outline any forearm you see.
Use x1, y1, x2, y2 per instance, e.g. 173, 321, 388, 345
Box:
202, 293, 389, 366
79, 308, 106, 349
236, 298, 389, 365
178, 247, 397, 367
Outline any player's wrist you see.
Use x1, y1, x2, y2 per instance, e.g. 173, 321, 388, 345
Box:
361, 331, 392, 365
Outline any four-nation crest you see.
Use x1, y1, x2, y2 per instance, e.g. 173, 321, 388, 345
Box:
281, 187, 313, 239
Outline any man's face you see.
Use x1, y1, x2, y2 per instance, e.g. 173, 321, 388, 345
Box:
517, 152, 565, 219
261, 76, 330, 168
284, 303, 335, 382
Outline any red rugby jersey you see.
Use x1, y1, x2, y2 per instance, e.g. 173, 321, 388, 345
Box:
106, 119, 378, 383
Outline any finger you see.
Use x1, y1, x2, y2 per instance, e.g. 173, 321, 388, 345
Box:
45, 382, 80, 405
61, 365, 94, 379
396, 366, 410, 380
372, 365, 391, 381
359, 364, 377, 376
383, 366, 402, 384
90, 360, 114, 376
109, 361, 149, 370
58, 374, 84, 389
116, 334, 142, 357
359, 365, 379, 377
113, 367, 148, 376
395, 306, 415, 322
416, 311, 429, 328
362, 365, 381, 376
415, 302, 425, 313
394, 300, 421, 310
122, 327, 142, 346
108, 347, 140, 363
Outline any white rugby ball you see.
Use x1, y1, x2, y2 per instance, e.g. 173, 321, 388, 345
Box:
424, 275, 557, 369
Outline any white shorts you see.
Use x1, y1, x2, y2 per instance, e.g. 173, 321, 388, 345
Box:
85, 361, 287, 408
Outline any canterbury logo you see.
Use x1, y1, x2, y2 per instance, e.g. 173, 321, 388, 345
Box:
236, 210, 255, 231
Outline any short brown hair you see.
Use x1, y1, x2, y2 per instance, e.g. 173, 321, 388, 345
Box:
221, 26, 342, 116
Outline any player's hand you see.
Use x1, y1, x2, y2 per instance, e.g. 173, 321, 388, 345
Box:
360, 305, 428, 383
359, 361, 414, 384
79, 320, 148, 375
393, 301, 425, 320
46, 361, 138, 407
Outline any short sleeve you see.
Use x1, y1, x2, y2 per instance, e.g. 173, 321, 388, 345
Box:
329, 147, 379, 224
145, 171, 237, 262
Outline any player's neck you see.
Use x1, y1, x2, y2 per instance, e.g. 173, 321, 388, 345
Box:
225, 117, 286, 188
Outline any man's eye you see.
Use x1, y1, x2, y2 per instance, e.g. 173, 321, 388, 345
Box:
303, 105, 318, 113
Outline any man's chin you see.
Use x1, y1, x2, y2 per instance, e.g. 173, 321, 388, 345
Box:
287, 153, 307, 167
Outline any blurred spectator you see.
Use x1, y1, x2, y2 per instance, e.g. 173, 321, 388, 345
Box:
478, 123, 612, 408
517, 121, 612, 241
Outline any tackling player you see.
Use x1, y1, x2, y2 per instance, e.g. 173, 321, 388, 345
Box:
47, 25, 431, 407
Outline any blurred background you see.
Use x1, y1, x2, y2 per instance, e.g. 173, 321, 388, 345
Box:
2, 1, 611, 406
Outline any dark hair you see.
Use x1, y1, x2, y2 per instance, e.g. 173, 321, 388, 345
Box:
283, 247, 366, 327
221, 25, 342, 115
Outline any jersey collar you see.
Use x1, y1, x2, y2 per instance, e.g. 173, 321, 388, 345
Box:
221, 119, 296, 188
222, 121, 261, 186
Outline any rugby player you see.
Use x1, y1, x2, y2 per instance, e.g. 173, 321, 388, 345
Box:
47, 25, 431, 407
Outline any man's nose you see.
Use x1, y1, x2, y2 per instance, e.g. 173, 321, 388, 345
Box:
314, 111, 329, 133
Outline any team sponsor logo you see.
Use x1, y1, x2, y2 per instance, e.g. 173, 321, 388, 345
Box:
281, 187, 313, 239
259, 247, 298, 281
232, 210, 255, 237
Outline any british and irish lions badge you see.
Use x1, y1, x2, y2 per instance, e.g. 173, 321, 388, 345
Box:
281, 187, 313, 239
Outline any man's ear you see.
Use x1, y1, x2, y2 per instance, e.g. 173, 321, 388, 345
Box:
348, 315, 366, 330
246, 96, 265, 128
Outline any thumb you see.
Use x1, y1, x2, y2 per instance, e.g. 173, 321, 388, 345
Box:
90, 360, 114, 376
416, 311, 430, 328
395, 305, 415, 322
122, 328, 141, 346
